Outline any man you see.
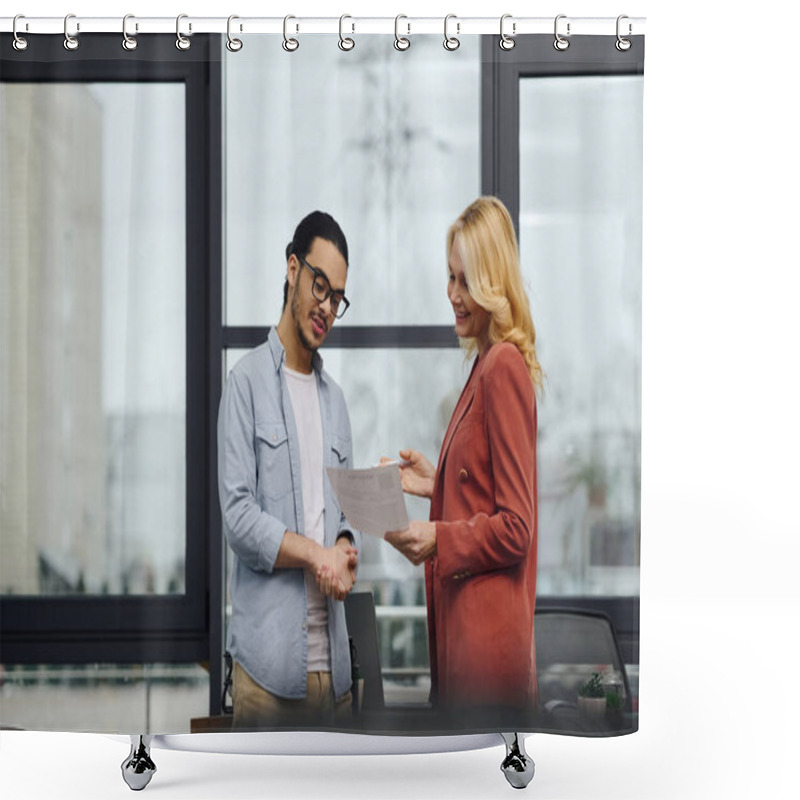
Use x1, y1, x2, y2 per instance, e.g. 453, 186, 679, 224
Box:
218, 211, 360, 728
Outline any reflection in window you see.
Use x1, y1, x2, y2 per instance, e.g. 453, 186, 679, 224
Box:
0, 83, 186, 596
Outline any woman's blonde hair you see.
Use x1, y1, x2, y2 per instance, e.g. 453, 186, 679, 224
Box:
447, 196, 542, 391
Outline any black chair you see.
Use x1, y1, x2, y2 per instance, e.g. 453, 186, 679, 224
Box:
534, 607, 632, 727
344, 591, 385, 712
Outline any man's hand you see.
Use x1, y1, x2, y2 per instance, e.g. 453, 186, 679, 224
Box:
315, 538, 358, 601
384, 520, 437, 566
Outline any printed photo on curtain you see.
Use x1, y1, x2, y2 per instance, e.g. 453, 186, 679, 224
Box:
0, 17, 644, 778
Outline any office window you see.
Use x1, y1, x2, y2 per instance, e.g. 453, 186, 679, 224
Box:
520, 75, 643, 597
224, 35, 480, 328
1, 38, 220, 708
1, 82, 186, 597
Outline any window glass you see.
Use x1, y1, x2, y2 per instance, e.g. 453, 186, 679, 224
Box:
519, 75, 643, 596
0, 83, 186, 596
224, 35, 480, 326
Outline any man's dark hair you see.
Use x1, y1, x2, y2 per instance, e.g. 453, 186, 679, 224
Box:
283, 211, 349, 310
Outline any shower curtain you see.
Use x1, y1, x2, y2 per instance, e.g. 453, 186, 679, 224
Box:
0, 16, 644, 741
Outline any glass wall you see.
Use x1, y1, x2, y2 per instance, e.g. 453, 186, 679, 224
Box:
0, 79, 201, 734
519, 75, 643, 597
224, 35, 480, 328
0, 83, 186, 597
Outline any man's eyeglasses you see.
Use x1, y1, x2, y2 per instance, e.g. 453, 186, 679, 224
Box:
298, 255, 350, 319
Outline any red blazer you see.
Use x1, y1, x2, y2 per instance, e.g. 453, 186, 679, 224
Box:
426, 342, 538, 710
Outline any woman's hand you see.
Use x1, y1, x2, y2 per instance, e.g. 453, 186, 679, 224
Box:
384, 521, 437, 566
380, 449, 435, 499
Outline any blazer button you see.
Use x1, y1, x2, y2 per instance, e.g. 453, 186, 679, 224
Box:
458, 468, 469, 482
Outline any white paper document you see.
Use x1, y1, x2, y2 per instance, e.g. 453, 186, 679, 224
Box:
326, 465, 409, 538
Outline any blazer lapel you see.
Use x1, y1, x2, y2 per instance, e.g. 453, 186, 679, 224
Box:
437, 356, 482, 475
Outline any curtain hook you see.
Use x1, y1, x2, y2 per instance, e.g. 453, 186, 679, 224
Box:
394, 15, 410, 51
176, 14, 191, 50
227, 15, 243, 52
122, 15, 138, 51
499, 14, 515, 51
444, 14, 460, 51
616, 15, 632, 51
12, 14, 29, 51
283, 15, 299, 52
63, 13, 79, 51
554, 14, 570, 51
338, 14, 355, 51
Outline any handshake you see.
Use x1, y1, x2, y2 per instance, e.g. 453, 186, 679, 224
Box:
313, 538, 358, 602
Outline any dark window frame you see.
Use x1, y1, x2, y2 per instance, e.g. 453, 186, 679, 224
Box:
0, 34, 224, 708
481, 34, 645, 664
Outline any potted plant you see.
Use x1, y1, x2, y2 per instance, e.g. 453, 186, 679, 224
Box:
577, 672, 607, 720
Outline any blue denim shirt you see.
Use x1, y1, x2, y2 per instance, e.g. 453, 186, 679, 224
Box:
217, 329, 360, 700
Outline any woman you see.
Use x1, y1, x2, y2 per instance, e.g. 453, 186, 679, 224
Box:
385, 196, 542, 714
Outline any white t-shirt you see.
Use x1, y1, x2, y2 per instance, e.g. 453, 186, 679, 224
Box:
283, 365, 330, 672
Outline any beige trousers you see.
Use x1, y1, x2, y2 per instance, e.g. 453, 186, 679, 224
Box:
232, 661, 353, 729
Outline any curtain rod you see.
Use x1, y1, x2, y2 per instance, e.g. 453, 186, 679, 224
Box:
1, 16, 646, 38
